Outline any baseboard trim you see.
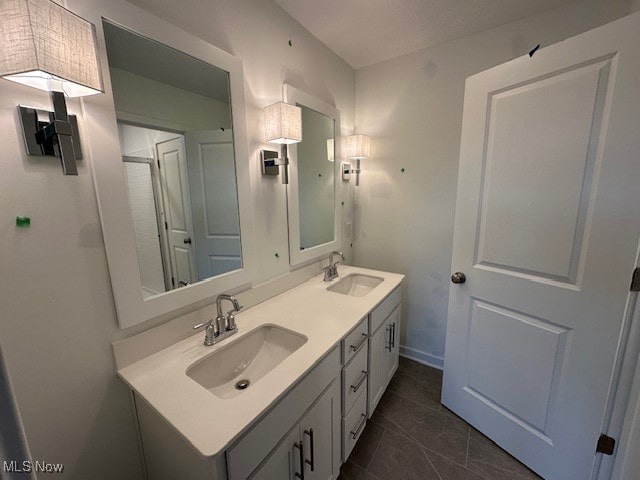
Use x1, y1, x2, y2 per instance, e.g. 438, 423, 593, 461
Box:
400, 345, 444, 370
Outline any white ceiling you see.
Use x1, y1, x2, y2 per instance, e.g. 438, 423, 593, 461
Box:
273, 0, 578, 69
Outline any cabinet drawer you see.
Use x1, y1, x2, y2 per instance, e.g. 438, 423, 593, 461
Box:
342, 344, 368, 415
342, 317, 368, 365
342, 388, 367, 461
370, 286, 401, 333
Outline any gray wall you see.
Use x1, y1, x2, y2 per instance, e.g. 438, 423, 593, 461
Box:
353, 0, 637, 367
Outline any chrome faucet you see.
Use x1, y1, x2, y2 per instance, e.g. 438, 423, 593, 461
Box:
323, 251, 345, 282
193, 294, 243, 346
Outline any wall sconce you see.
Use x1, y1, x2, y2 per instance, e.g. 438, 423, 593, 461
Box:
343, 134, 370, 186
261, 101, 302, 184
0, 0, 104, 175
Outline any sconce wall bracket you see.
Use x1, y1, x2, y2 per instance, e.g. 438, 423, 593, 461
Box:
261, 147, 290, 184
260, 149, 282, 175
18, 94, 83, 175
342, 160, 361, 186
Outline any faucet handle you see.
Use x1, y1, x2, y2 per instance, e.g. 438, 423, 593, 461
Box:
193, 319, 213, 330
226, 311, 237, 331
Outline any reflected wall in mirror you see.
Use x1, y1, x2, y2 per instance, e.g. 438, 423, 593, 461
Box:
103, 21, 242, 298
284, 85, 342, 267
297, 107, 335, 249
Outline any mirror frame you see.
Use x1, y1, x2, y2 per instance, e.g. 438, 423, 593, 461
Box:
76, 0, 256, 329
284, 85, 342, 267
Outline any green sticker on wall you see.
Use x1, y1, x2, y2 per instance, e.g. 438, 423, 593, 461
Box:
16, 216, 31, 228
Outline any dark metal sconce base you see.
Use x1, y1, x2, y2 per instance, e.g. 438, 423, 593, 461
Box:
261, 147, 289, 184
18, 93, 83, 175
260, 149, 280, 176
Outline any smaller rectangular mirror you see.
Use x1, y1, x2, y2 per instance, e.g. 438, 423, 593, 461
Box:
284, 85, 342, 266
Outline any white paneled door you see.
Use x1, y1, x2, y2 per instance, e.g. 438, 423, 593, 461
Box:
185, 130, 242, 281
442, 13, 640, 480
157, 136, 197, 287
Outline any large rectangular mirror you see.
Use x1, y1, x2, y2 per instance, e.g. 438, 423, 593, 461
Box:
78, 0, 254, 328
104, 21, 241, 297
284, 85, 342, 266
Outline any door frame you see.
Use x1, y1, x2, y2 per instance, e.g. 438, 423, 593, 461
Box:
118, 119, 188, 293
122, 155, 172, 293
599, 246, 640, 480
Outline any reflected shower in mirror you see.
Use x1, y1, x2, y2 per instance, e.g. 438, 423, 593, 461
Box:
297, 106, 335, 249
103, 21, 242, 299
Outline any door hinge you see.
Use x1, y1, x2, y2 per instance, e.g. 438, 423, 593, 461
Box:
631, 268, 640, 292
596, 434, 616, 455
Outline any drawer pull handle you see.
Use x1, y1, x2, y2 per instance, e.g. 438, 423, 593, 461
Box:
350, 333, 368, 353
391, 322, 396, 348
351, 414, 367, 439
351, 370, 368, 393
294, 441, 305, 479
304, 429, 315, 471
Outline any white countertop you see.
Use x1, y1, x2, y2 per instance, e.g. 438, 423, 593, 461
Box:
117, 265, 404, 458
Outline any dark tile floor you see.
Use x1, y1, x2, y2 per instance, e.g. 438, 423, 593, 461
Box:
338, 357, 543, 480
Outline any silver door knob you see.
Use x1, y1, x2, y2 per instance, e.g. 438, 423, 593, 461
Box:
451, 272, 466, 284
183, 238, 192, 244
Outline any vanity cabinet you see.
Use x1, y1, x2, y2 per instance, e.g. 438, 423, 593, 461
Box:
251, 380, 339, 480
367, 288, 401, 416
226, 347, 341, 480
130, 278, 403, 480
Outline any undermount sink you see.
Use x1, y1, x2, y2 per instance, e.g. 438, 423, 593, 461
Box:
186, 325, 307, 399
327, 274, 384, 297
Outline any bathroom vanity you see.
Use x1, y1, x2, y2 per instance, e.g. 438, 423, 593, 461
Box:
117, 266, 403, 480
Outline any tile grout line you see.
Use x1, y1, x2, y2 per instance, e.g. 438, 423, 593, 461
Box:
384, 387, 444, 415
372, 411, 440, 458
374, 411, 473, 480
370, 413, 444, 480
381, 388, 470, 438
465, 425, 470, 467
420, 445, 445, 480
391, 369, 443, 393
363, 422, 386, 472
385, 361, 540, 480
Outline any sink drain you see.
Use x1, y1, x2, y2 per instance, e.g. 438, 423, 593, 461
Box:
235, 379, 250, 390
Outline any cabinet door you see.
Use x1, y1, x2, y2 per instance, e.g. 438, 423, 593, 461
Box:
383, 305, 401, 386
300, 380, 340, 480
368, 321, 389, 416
250, 427, 299, 480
